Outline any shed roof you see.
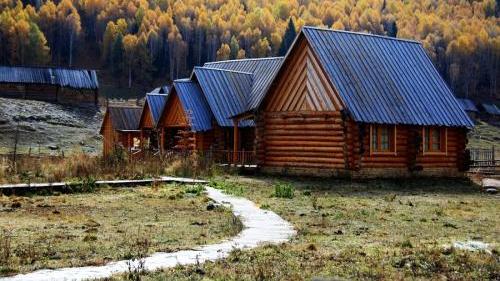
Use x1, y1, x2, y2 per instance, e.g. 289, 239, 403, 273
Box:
456, 98, 478, 112
145, 93, 168, 126
193, 67, 254, 127
173, 79, 213, 132
260, 26, 473, 128
103, 106, 142, 132
481, 103, 500, 115
204, 57, 284, 111
0, 66, 98, 90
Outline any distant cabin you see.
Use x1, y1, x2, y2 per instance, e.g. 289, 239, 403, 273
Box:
137, 58, 283, 162
0, 66, 99, 104
479, 103, 500, 121
245, 27, 473, 177
456, 98, 478, 119
100, 106, 142, 157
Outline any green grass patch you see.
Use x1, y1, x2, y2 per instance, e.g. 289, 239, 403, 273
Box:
120, 176, 499, 280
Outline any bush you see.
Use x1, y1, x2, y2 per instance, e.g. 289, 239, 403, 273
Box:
273, 182, 294, 199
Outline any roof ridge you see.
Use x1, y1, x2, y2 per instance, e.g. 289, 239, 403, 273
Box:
174, 78, 192, 83
146, 93, 168, 96
108, 105, 142, 109
1, 65, 98, 72
204, 57, 284, 65
194, 66, 254, 76
302, 26, 421, 44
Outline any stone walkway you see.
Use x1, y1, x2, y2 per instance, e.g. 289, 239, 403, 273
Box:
1, 186, 296, 281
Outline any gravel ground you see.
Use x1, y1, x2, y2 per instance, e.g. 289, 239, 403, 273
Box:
0, 98, 103, 155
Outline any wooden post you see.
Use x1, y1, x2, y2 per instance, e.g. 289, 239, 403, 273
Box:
160, 128, 165, 155
233, 119, 239, 163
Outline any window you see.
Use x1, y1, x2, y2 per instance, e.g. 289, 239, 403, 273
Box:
370, 125, 396, 154
423, 127, 446, 153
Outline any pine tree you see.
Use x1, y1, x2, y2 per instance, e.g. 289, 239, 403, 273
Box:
111, 33, 124, 78
278, 18, 296, 56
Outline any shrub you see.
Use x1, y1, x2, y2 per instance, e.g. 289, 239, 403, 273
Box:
273, 182, 294, 199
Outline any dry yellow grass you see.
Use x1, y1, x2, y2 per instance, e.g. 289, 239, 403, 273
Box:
0, 184, 241, 276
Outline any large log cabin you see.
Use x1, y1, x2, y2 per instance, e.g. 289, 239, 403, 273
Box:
100, 106, 142, 157
0, 66, 99, 104
234, 26, 474, 177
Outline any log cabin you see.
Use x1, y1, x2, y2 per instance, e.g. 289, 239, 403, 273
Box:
138, 93, 168, 152
100, 106, 142, 157
234, 26, 474, 177
156, 79, 213, 152
0, 66, 99, 104
153, 58, 283, 162
457, 98, 478, 120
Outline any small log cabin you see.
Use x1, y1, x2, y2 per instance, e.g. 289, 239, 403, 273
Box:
138, 93, 168, 152
235, 26, 474, 177
0, 66, 99, 104
153, 58, 283, 162
100, 106, 142, 157
156, 79, 213, 152
457, 98, 479, 120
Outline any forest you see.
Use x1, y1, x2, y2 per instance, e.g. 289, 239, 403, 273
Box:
0, 0, 498, 99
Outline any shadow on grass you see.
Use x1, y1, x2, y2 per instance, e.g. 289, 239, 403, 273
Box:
250, 175, 482, 197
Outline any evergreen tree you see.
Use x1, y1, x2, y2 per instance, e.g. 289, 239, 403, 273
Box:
111, 33, 124, 78
278, 18, 296, 56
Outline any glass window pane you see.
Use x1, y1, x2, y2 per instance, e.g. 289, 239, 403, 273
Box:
425, 128, 430, 151
372, 126, 377, 151
432, 129, 441, 151
381, 127, 389, 151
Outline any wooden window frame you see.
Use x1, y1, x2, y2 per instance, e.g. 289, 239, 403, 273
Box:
369, 124, 397, 155
422, 127, 447, 155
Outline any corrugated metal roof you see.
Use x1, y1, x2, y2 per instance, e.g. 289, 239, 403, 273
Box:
145, 93, 168, 126
193, 67, 254, 127
173, 79, 213, 132
481, 103, 500, 115
457, 98, 478, 112
106, 106, 142, 131
203, 57, 284, 111
297, 26, 473, 128
0, 66, 98, 89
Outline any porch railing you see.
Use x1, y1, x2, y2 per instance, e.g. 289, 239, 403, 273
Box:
469, 146, 499, 167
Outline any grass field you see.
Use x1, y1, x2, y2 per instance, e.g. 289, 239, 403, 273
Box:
468, 121, 500, 150
122, 176, 499, 281
0, 184, 241, 276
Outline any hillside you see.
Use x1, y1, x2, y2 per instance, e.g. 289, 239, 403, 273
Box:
0, 0, 498, 100
0, 98, 103, 155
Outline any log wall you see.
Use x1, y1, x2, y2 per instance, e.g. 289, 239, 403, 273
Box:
0, 83, 97, 104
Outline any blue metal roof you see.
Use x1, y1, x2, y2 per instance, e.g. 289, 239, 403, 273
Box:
457, 98, 478, 112
481, 103, 500, 115
145, 93, 168, 126
0, 66, 98, 89
193, 67, 254, 127
298, 26, 473, 128
173, 79, 213, 132
204, 57, 284, 112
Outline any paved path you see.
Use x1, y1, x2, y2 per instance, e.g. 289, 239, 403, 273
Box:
483, 178, 500, 189
1, 186, 296, 281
